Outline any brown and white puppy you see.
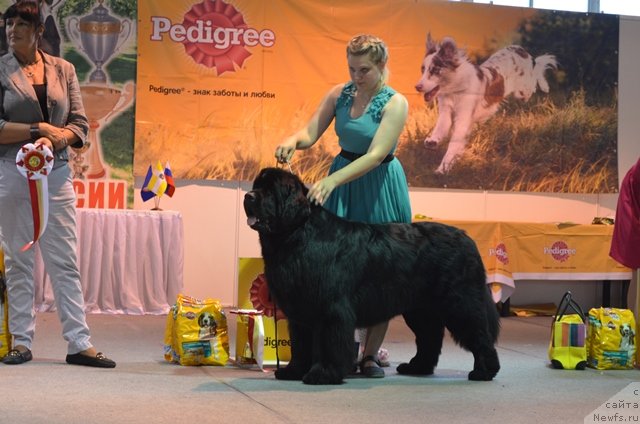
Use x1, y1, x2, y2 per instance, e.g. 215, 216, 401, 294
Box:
416, 33, 557, 173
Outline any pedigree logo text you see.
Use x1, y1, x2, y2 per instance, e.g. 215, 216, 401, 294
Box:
544, 241, 576, 263
149, 0, 276, 75
488, 243, 509, 265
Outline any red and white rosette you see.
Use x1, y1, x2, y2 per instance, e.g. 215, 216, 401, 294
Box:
15, 143, 54, 251
249, 273, 287, 321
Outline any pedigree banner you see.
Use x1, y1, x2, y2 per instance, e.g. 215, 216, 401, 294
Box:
433, 219, 516, 302
429, 220, 631, 302
136, 0, 620, 193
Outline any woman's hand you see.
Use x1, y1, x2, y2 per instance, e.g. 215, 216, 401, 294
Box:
307, 176, 337, 205
275, 137, 298, 163
34, 136, 54, 152
37, 122, 68, 150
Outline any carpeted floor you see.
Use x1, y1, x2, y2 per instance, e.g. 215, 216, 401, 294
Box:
1, 312, 638, 424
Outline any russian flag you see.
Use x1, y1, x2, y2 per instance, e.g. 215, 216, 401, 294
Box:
164, 161, 176, 197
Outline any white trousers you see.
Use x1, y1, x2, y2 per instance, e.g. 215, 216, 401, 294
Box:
0, 160, 92, 354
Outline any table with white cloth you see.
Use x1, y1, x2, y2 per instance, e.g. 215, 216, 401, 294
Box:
34, 209, 184, 314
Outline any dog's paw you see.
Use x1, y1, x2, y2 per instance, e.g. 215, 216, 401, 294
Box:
302, 364, 344, 385
274, 366, 304, 381
434, 161, 452, 174
396, 362, 434, 376
468, 368, 498, 381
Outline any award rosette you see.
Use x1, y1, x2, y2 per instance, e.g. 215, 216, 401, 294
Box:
249, 273, 286, 321
15, 143, 54, 251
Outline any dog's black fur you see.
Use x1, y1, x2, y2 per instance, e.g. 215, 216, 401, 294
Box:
244, 167, 500, 384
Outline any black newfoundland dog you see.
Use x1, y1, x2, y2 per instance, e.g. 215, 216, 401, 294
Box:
244, 167, 500, 384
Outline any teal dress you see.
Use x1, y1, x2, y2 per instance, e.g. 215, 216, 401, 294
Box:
324, 82, 412, 224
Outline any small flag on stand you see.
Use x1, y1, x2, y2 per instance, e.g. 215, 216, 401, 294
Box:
164, 162, 175, 198
140, 165, 155, 202
141, 161, 176, 209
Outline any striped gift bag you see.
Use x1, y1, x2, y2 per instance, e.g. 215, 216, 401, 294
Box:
548, 291, 587, 370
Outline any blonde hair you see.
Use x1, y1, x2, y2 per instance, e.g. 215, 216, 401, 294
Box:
347, 34, 390, 83
346, 34, 389, 65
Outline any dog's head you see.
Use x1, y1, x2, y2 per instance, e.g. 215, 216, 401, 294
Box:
620, 323, 634, 338
198, 312, 216, 330
415, 33, 463, 102
244, 167, 312, 236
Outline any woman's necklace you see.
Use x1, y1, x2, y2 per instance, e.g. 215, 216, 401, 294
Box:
353, 82, 384, 112
22, 66, 37, 78
356, 93, 373, 111
15, 53, 41, 78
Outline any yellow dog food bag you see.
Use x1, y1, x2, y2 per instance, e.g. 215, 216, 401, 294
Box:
164, 294, 229, 366
163, 300, 180, 363
0, 249, 11, 358
587, 307, 636, 370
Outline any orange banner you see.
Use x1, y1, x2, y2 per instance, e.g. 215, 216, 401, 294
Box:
430, 219, 632, 302
501, 222, 631, 280
135, 0, 619, 192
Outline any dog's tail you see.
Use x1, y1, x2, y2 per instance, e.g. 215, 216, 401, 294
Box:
533, 54, 558, 93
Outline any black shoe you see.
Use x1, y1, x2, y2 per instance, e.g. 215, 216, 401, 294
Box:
360, 355, 384, 378
2, 348, 33, 365
66, 352, 116, 368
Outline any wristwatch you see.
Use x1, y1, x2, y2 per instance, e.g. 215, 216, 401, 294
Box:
30, 123, 41, 141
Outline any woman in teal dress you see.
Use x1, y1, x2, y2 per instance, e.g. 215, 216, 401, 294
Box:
275, 34, 411, 378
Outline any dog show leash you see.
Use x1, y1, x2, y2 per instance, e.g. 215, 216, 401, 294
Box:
269, 160, 293, 370
273, 303, 281, 370
275, 159, 295, 174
